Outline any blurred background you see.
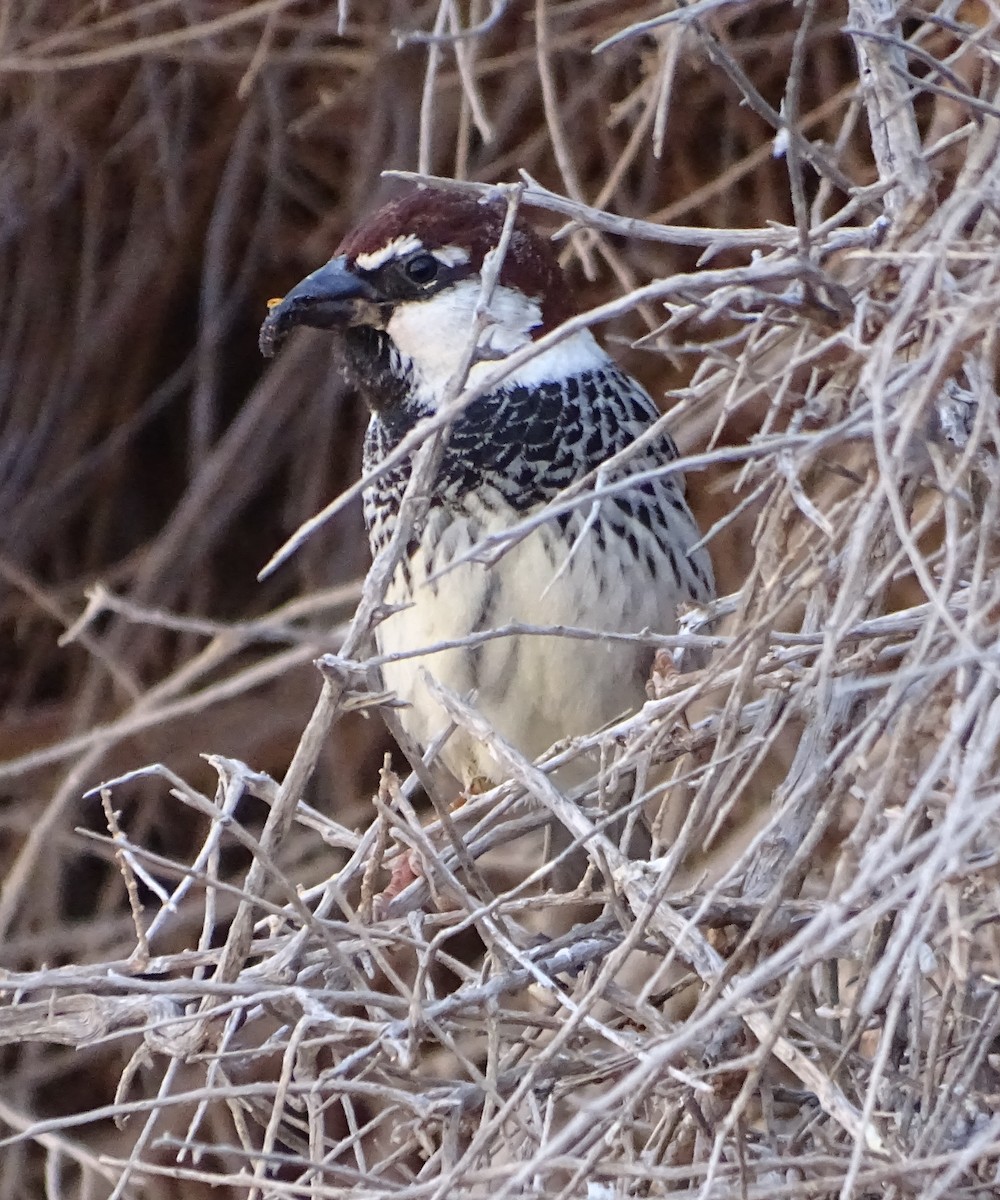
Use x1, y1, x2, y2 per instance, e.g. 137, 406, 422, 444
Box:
5, 2, 997, 1197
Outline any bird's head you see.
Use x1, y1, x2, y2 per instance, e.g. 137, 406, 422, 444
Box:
259, 188, 582, 405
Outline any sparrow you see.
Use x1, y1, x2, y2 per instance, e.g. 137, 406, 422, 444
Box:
260, 188, 714, 834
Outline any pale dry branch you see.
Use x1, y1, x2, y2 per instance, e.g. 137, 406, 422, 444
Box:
5, 3, 1000, 1199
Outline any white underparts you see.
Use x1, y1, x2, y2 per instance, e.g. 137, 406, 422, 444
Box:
376, 500, 685, 788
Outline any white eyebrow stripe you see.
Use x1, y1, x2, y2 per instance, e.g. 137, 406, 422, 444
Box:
431, 245, 470, 267
353, 234, 424, 271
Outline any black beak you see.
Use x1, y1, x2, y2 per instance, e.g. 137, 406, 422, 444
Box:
259, 256, 381, 358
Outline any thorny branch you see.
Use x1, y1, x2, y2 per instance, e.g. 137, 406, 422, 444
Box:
4, 2, 1000, 1199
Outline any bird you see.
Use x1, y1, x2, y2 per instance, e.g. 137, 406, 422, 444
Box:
259, 187, 715, 873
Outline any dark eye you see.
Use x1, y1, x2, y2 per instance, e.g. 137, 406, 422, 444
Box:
404, 254, 439, 285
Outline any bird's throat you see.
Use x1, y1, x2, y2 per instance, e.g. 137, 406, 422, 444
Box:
342, 326, 415, 416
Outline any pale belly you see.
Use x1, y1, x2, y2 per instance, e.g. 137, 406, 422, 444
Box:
374, 507, 683, 787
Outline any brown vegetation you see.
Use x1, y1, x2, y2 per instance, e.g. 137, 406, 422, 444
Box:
3, 2, 1000, 1198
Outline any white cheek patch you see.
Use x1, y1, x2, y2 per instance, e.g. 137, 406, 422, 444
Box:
354, 234, 424, 271
386, 279, 545, 403
474, 327, 610, 392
